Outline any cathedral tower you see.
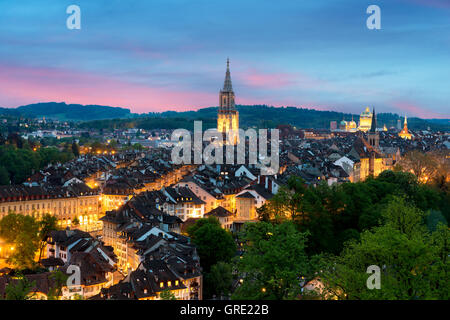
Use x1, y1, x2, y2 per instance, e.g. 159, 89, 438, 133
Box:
368, 107, 379, 150
217, 58, 239, 144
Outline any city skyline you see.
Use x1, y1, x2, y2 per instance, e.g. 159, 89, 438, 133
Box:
1, 0, 449, 118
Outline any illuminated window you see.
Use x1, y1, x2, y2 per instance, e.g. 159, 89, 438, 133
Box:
160, 282, 164, 288
175, 280, 179, 286
168, 281, 171, 287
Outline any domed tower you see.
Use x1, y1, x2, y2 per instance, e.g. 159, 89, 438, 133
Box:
217, 58, 239, 144
358, 107, 373, 132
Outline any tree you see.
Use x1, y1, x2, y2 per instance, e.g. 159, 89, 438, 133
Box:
186, 216, 221, 236
398, 150, 437, 183
38, 213, 59, 263
257, 176, 307, 223
160, 290, 177, 300
0, 165, 9, 185
187, 217, 236, 273
47, 270, 68, 300
426, 210, 448, 232
72, 216, 80, 226
380, 196, 426, 237
0, 214, 40, 270
4, 273, 36, 300
317, 197, 449, 300
71, 141, 80, 157
205, 262, 234, 299
232, 221, 313, 300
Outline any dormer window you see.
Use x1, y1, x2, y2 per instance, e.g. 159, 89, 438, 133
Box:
160, 282, 164, 288
175, 280, 179, 286
167, 281, 171, 287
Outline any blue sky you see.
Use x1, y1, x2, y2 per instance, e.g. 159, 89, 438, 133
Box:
0, 0, 449, 118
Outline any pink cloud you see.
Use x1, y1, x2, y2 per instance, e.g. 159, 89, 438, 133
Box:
0, 63, 332, 114
391, 100, 448, 119
0, 64, 216, 113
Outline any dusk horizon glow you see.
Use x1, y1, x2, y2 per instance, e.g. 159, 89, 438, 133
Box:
1, 0, 449, 119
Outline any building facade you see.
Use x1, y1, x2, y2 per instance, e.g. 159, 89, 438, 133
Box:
358, 107, 373, 132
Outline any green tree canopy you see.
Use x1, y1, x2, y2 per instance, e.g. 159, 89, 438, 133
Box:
205, 262, 234, 299
160, 289, 177, 300
318, 197, 449, 300
187, 217, 236, 273
232, 221, 313, 300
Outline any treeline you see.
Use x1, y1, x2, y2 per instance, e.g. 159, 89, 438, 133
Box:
0, 102, 131, 121
0, 133, 76, 185
78, 105, 450, 131
258, 170, 449, 255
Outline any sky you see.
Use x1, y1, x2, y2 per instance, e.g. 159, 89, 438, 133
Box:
0, 0, 449, 118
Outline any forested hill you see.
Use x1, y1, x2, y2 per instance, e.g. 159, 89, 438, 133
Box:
81, 105, 450, 131
0, 102, 132, 121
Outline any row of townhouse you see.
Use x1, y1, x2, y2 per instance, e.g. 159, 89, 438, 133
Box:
101, 188, 203, 271
98, 189, 203, 300
174, 164, 280, 230
99, 162, 195, 213
92, 226, 202, 300
43, 229, 117, 299
0, 182, 101, 232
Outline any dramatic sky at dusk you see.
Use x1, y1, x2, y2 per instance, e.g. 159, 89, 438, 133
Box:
0, 0, 449, 118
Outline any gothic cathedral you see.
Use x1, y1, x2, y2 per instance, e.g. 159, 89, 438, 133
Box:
217, 59, 239, 145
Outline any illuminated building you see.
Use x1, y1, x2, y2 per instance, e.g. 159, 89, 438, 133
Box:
398, 116, 412, 140
44, 229, 115, 299
217, 58, 239, 145
339, 116, 357, 132
0, 184, 101, 232
204, 206, 233, 230
350, 109, 389, 181
358, 107, 373, 132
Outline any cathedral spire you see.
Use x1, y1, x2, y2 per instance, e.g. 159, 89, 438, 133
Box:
369, 107, 377, 133
218, 59, 239, 144
223, 58, 233, 92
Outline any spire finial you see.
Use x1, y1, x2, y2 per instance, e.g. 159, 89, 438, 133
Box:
223, 57, 233, 92
370, 107, 377, 133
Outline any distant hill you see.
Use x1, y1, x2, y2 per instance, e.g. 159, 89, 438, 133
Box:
1, 103, 448, 131
0, 102, 132, 121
